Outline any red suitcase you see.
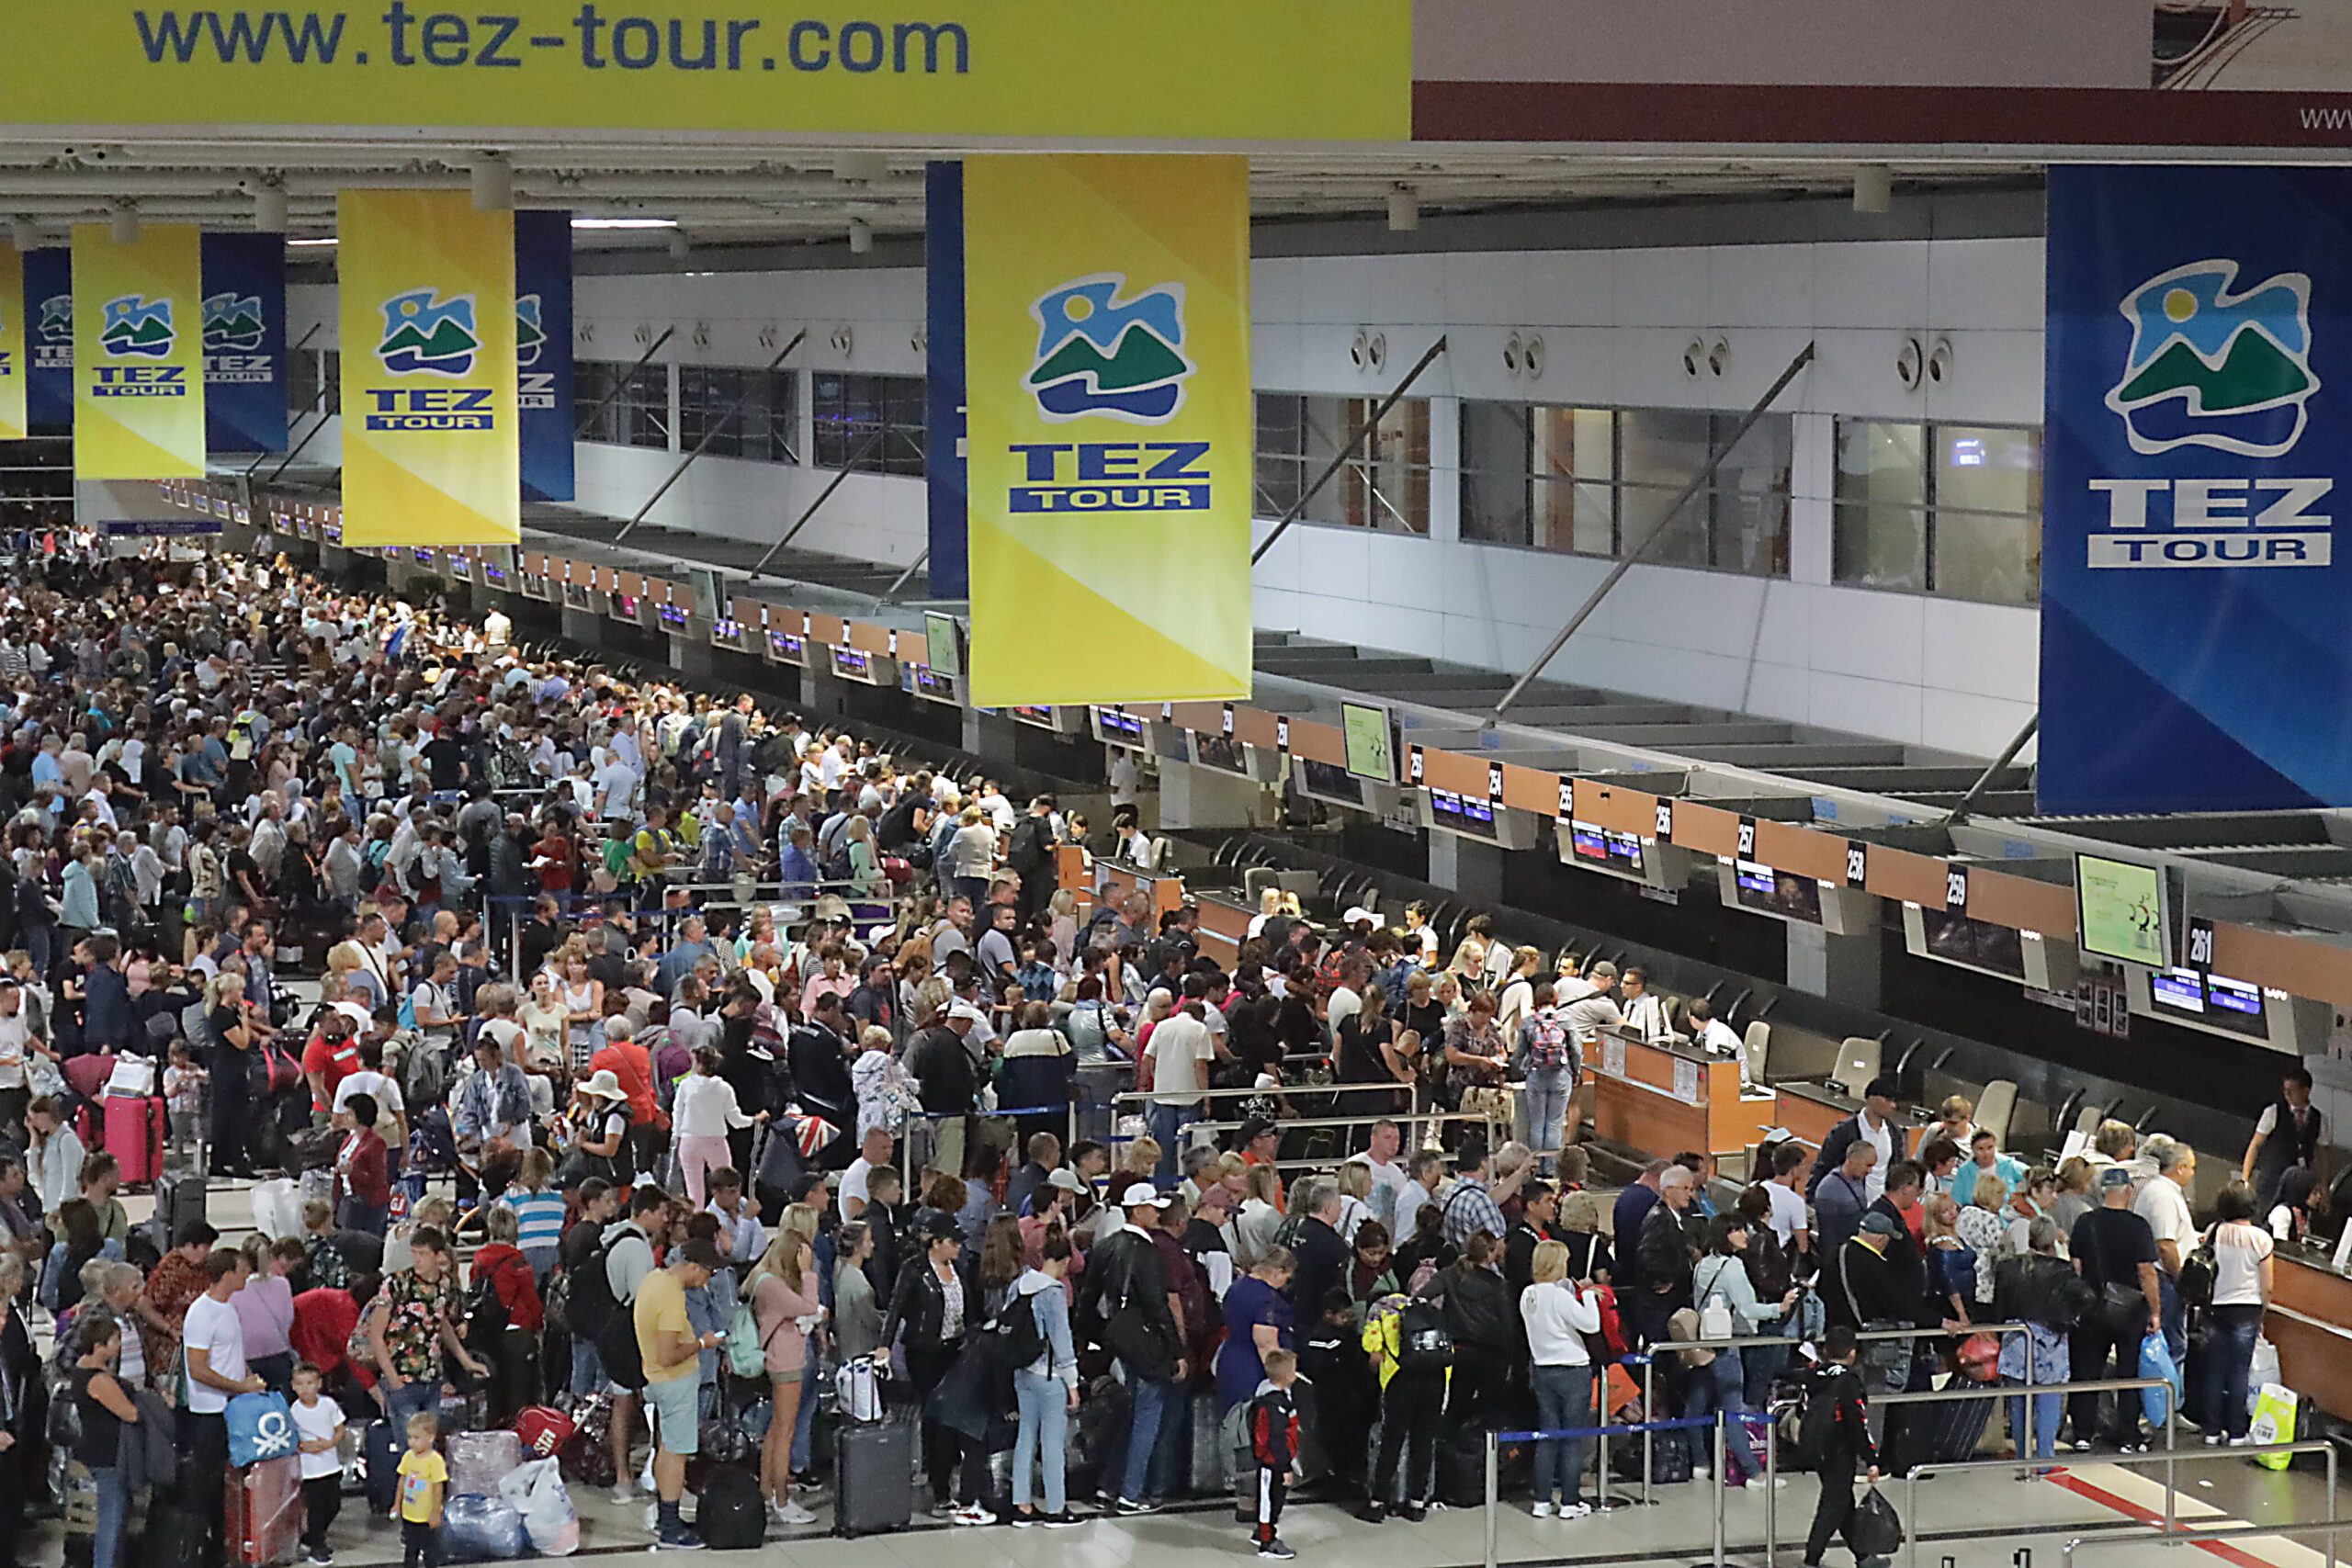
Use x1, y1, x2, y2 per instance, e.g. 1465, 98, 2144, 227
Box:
224, 1453, 302, 1567
103, 1094, 167, 1186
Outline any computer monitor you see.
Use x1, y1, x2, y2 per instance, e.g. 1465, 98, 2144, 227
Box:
2075, 853, 2173, 969
924, 612, 964, 682
1341, 702, 1394, 782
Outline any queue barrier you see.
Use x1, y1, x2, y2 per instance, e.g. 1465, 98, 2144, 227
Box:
2063, 1511, 2348, 1568
1480, 1414, 1724, 1568
1912, 1438, 2339, 1568
899, 1101, 1081, 1188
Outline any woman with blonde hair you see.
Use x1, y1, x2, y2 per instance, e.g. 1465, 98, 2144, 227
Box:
746, 1206, 825, 1525
1521, 1238, 1600, 1519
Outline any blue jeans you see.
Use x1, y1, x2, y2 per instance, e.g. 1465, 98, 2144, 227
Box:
790, 1337, 820, 1472
2001, 1322, 2069, 1461
93, 1464, 129, 1568
1521, 1069, 1573, 1168
1531, 1363, 1592, 1507
1680, 1348, 1761, 1483
1120, 1374, 1175, 1504
2199, 1305, 2263, 1440
1145, 1100, 1198, 1183
1148, 1383, 1193, 1501
2158, 1270, 2188, 1366
385, 1375, 437, 1432
1742, 1340, 1790, 1409
1013, 1368, 1069, 1513
569, 1336, 608, 1398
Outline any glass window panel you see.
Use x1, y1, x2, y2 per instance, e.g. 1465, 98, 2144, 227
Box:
1618, 407, 1712, 567
1457, 401, 1532, 547
1830, 418, 2040, 603
1934, 509, 2041, 605
1535, 406, 1617, 557
811, 372, 924, 477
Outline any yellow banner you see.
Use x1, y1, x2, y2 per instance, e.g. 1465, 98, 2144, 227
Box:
337, 190, 518, 547
73, 223, 206, 479
964, 154, 1252, 706
0, 3, 1409, 143
0, 248, 24, 442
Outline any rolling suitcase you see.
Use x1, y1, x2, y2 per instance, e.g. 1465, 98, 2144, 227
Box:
697, 1463, 765, 1549
105, 1093, 168, 1185
833, 1418, 914, 1538
1882, 1384, 1996, 1477
152, 1165, 209, 1252
224, 1453, 303, 1566
363, 1420, 402, 1515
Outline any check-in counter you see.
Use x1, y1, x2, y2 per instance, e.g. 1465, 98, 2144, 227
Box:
1097, 861, 1185, 926
1591, 1031, 1780, 1166
2268, 1250, 2352, 1422
1772, 1083, 1928, 1161
1055, 844, 1093, 912
1193, 892, 1252, 969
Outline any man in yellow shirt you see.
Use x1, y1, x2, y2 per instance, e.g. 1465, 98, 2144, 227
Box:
635, 1235, 723, 1550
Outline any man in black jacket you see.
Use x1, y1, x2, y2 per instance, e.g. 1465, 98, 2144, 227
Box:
910, 1002, 983, 1178
1865, 1159, 1930, 1320
1078, 1183, 1188, 1514
1004, 795, 1058, 928
1283, 1176, 1351, 1325
787, 991, 856, 1163
1808, 1077, 1906, 1202
1631, 1164, 1700, 1347
1803, 1326, 1883, 1568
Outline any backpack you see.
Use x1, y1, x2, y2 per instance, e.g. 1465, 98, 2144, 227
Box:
2178, 1225, 2218, 1312
600, 835, 636, 886
1396, 1299, 1455, 1372
725, 1292, 772, 1381
1797, 1370, 1847, 1467
1007, 816, 1049, 873
1522, 1014, 1570, 1075
980, 1286, 1050, 1369
561, 1224, 626, 1342
466, 1253, 515, 1358
399, 1035, 446, 1109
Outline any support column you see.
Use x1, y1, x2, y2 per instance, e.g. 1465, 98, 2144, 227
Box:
964, 708, 1019, 769
1786, 923, 1883, 1010
1427, 832, 1505, 907
803, 659, 848, 720
668, 636, 713, 680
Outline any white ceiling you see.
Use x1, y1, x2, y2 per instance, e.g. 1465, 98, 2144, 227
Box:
0, 140, 2036, 253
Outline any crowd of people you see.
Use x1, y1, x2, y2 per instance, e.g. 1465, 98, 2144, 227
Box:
0, 537, 2328, 1568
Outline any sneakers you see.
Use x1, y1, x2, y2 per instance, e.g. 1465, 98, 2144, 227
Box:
609, 1486, 638, 1508
1257, 1540, 1296, 1560
2229, 1435, 2257, 1448
652, 1525, 705, 1551
2205, 1435, 2225, 1447
1531, 1501, 1555, 1517
2071, 1440, 2094, 1453
1041, 1511, 1080, 1529
773, 1500, 817, 1527
1557, 1502, 1593, 1521
1399, 1504, 1429, 1523
1114, 1497, 1159, 1516
1355, 1502, 1388, 1525
951, 1503, 998, 1527
304, 1552, 332, 1566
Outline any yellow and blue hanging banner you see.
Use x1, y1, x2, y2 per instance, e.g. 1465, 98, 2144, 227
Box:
962, 154, 1253, 706
0, 247, 26, 442
72, 222, 206, 479
337, 188, 518, 547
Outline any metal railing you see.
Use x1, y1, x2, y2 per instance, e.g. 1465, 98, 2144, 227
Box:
1912, 1439, 2337, 1568
2064, 1511, 2348, 1568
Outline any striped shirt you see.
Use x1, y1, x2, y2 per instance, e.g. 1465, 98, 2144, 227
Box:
501, 1189, 567, 1253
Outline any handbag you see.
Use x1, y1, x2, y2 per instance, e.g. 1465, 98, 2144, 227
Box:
2098, 1281, 2150, 1337
1694, 1257, 1740, 1341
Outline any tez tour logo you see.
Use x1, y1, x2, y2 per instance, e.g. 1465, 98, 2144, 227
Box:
377, 288, 480, 377
99, 296, 175, 359
38, 296, 71, 344
515, 294, 546, 369
2106, 260, 2317, 458
1025, 274, 1192, 424
202, 292, 266, 354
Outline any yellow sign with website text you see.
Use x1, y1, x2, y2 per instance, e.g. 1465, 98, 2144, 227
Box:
337, 189, 519, 547
0, 248, 25, 443
72, 223, 206, 479
0, 3, 1410, 143
964, 154, 1253, 706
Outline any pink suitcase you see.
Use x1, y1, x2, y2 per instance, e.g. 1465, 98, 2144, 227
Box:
103, 1094, 166, 1186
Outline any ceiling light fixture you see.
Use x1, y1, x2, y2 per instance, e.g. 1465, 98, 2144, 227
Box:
848, 217, 873, 255
1386, 186, 1420, 232
253, 181, 288, 233
571, 217, 677, 231
470, 152, 514, 212
287, 236, 339, 248
1853, 164, 1892, 215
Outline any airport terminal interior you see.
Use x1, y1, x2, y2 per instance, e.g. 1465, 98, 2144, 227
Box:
9, 3, 2352, 1567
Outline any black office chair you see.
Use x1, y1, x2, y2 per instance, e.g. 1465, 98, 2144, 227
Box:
2134, 1104, 2164, 1134
1724, 987, 1755, 1025
1929, 1045, 1958, 1074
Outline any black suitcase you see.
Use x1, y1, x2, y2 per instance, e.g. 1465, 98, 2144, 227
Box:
1883, 1385, 1995, 1476
363, 1420, 402, 1515
833, 1420, 914, 1538
697, 1463, 765, 1549
153, 1167, 208, 1252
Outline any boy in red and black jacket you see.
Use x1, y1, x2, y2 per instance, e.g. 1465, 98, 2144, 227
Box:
1804, 1326, 1883, 1568
1248, 1348, 1303, 1560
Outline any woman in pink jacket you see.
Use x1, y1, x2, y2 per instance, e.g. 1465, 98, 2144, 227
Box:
747, 1209, 825, 1527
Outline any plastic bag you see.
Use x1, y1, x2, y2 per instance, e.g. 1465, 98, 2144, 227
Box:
448, 1429, 522, 1498
2249, 1337, 2280, 1411
443, 1493, 528, 1562
2139, 1331, 2183, 1430
1851, 1483, 1905, 1559
226, 1391, 300, 1467
248, 1179, 302, 1241
499, 1458, 580, 1556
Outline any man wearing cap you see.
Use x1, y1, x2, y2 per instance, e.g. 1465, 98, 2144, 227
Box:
636, 1234, 726, 1550
2069, 1166, 2163, 1452
910, 1000, 985, 1180
1077, 1182, 1187, 1515
1552, 963, 1624, 1152
1809, 1077, 1906, 1208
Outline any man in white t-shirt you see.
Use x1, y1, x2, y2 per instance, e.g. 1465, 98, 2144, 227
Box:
335, 1050, 410, 1150
1144, 1001, 1215, 1182
838, 1126, 893, 1222
1761, 1139, 1813, 1263
2135, 1140, 2197, 1359
0, 981, 33, 1142
185, 1248, 267, 1546
1347, 1118, 1414, 1234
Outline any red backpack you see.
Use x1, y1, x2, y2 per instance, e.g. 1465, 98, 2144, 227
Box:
1592, 1282, 1631, 1360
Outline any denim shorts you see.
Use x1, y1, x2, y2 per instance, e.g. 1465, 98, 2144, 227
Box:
645, 1374, 700, 1456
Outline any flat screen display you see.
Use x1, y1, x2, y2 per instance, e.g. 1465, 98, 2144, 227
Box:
1193, 733, 1246, 773
1734, 860, 1824, 923
562, 581, 593, 608
1429, 789, 1498, 839
656, 603, 690, 630
924, 612, 963, 681
1568, 819, 1609, 863
1012, 705, 1057, 727
2148, 967, 2269, 1040
912, 667, 957, 701
2076, 852, 2171, 968
611, 592, 639, 619
1298, 758, 1363, 806
1920, 908, 2028, 979
767, 631, 805, 663
1096, 707, 1143, 742
1605, 829, 1646, 875
831, 647, 872, 680
1341, 701, 1395, 782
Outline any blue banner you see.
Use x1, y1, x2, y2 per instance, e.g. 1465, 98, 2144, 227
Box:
199, 231, 287, 453
924, 160, 967, 599
23, 246, 70, 436
515, 209, 574, 503
2043, 165, 2352, 813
